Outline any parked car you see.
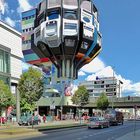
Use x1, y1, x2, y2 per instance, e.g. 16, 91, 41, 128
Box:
104, 109, 124, 125
18, 115, 41, 126
0, 116, 7, 124
87, 116, 110, 129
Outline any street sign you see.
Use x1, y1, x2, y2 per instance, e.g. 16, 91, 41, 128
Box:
50, 105, 55, 110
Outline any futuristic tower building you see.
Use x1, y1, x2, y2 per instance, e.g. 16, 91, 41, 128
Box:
22, 0, 102, 79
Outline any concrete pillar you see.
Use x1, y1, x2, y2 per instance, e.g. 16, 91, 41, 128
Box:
16, 87, 20, 122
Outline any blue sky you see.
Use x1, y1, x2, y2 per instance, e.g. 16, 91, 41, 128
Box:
1, 0, 140, 96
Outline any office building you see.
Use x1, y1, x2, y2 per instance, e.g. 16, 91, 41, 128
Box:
0, 20, 23, 93
79, 77, 123, 98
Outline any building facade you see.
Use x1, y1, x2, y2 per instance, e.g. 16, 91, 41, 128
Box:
0, 21, 23, 93
79, 77, 123, 98
22, 0, 102, 79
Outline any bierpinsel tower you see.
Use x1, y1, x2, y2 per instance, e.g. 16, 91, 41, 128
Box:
22, 0, 102, 79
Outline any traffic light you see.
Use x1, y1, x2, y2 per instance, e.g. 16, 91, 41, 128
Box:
128, 96, 130, 100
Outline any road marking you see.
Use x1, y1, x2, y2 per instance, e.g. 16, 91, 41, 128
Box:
77, 138, 82, 140
92, 125, 129, 136
83, 136, 88, 139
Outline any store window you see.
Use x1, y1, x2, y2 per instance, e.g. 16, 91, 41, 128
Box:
0, 75, 10, 85
0, 49, 10, 74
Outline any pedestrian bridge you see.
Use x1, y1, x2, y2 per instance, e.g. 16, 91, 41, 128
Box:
86, 97, 140, 108
37, 96, 140, 108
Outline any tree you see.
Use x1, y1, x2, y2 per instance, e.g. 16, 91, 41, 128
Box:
96, 93, 109, 111
0, 80, 15, 115
18, 67, 44, 112
71, 85, 89, 123
71, 85, 89, 107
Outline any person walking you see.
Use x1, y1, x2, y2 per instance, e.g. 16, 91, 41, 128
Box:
43, 115, 46, 123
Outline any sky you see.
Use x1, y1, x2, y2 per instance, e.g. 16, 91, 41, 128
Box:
0, 0, 140, 96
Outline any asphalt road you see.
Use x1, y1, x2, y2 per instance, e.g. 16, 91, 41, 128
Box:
21, 121, 140, 140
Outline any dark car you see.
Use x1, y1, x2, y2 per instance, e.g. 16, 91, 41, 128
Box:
104, 109, 124, 125
0, 117, 7, 124
87, 117, 110, 129
18, 115, 40, 126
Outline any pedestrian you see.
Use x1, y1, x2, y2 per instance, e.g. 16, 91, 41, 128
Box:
43, 115, 46, 123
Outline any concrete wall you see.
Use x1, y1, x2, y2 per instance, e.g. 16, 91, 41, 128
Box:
0, 21, 23, 84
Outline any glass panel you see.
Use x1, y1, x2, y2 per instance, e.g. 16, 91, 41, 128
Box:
81, 42, 88, 49
48, 11, 59, 20
48, 0, 61, 8
0, 50, 4, 72
4, 52, 10, 73
63, 0, 78, 6
81, 1, 91, 13
64, 10, 77, 20
46, 21, 57, 36
0, 49, 10, 73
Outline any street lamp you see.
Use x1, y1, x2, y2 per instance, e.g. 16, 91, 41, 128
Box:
111, 67, 115, 109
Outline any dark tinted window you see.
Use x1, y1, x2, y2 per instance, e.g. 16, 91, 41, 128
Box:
48, 11, 59, 20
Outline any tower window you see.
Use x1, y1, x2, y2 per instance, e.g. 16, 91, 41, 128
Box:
64, 10, 77, 20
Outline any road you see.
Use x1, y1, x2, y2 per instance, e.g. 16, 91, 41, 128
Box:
21, 121, 140, 140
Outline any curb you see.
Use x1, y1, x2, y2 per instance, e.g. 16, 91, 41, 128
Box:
0, 124, 87, 136
38, 124, 86, 132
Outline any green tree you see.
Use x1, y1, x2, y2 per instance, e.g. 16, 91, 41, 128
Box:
0, 80, 15, 115
71, 85, 89, 107
96, 93, 109, 111
18, 67, 44, 112
71, 85, 89, 123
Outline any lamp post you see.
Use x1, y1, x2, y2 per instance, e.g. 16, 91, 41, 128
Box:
111, 67, 115, 109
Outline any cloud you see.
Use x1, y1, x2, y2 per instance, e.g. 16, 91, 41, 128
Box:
77, 57, 140, 96
5, 17, 15, 27
81, 57, 106, 73
0, 0, 9, 15
78, 71, 86, 76
17, 0, 33, 13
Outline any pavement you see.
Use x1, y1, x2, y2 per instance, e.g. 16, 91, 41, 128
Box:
116, 129, 140, 140
0, 120, 84, 140
1, 120, 140, 140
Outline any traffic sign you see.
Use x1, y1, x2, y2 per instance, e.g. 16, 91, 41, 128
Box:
50, 105, 55, 110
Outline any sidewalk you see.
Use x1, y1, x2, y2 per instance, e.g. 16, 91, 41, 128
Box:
0, 120, 85, 140
0, 119, 81, 129
116, 129, 140, 140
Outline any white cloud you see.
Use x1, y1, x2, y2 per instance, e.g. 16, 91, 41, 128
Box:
10, 9, 14, 14
5, 17, 15, 27
17, 0, 33, 13
77, 57, 140, 96
0, 0, 9, 15
78, 71, 86, 76
81, 57, 106, 73
86, 66, 113, 81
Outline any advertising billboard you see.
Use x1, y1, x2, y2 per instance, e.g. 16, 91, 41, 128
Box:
63, 19, 78, 36
81, 9, 93, 25
64, 82, 72, 96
